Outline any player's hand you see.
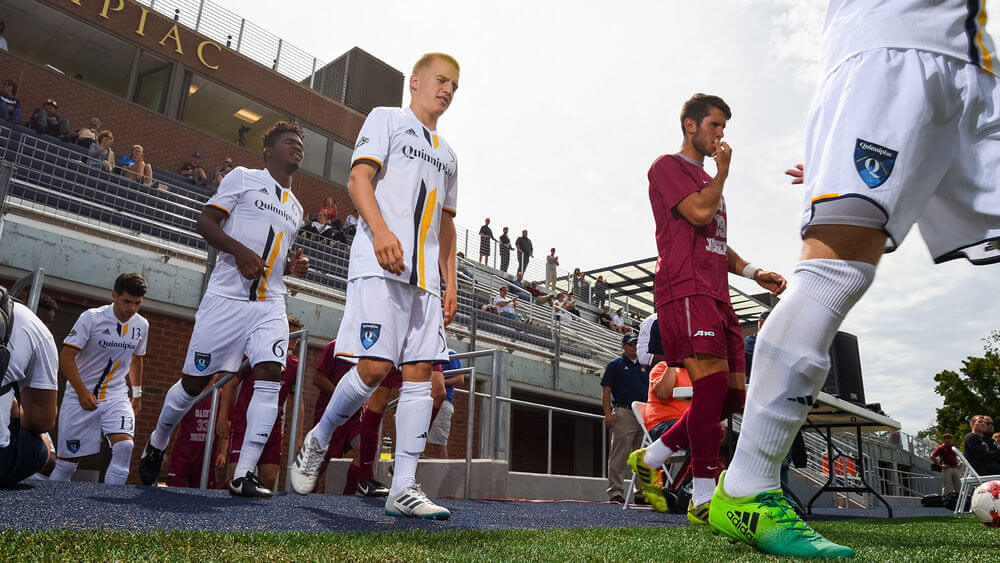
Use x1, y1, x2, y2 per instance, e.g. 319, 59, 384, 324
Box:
234, 245, 267, 280
442, 286, 458, 326
214, 443, 227, 468
131, 396, 141, 414
373, 227, 405, 275
785, 163, 804, 184
78, 391, 99, 411
288, 248, 309, 277
754, 270, 787, 296
714, 142, 732, 174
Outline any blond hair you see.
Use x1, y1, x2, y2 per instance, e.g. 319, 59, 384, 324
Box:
412, 53, 460, 74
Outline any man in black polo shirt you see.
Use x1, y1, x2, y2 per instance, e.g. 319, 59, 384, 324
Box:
964, 414, 1000, 476
601, 334, 647, 502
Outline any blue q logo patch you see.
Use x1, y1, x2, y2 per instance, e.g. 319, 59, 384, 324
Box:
360, 323, 381, 350
194, 352, 212, 372
854, 139, 898, 189
66, 440, 80, 454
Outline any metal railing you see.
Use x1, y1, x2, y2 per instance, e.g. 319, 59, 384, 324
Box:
8, 267, 45, 313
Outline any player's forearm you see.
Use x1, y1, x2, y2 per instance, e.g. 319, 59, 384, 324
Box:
438, 215, 458, 288
727, 246, 750, 276
197, 212, 251, 257
128, 356, 143, 387
348, 170, 392, 237
314, 372, 336, 393
59, 347, 88, 395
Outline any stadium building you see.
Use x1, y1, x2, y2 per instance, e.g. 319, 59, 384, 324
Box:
1, 0, 935, 503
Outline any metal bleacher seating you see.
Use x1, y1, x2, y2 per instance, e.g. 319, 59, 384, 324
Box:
0, 123, 619, 370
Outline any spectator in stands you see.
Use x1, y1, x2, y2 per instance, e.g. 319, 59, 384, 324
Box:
74, 117, 101, 148
564, 293, 581, 316
527, 281, 548, 304
180, 152, 208, 186
930, 434, 962, 497
456, 252, 473, 279
572, 268, 587, 300
303, 211, 336, 242
599, 305, 614, 330
552, 292, 572, 322
545, 248, 559, 291
593, 275, 608, 308
0, 18, 7, 51
213, 157, 235, 188
124, 145, 154, 186
478, 218, 495, 265
510, 271, 532, 301
498, 227, 512, 273
611, 308, 629, 334
601, 334, 646, 503
515, 229, 533, 274
645, 361, 692, 441
994, 432, 1000, 448
964, 414, 1000, 475
29, 98, 69, 139
87, 130, 115, 172
1, 80, 20, 124
492, 286, 523, 322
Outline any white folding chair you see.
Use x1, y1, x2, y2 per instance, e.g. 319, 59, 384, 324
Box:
953, 447, 1000, 514
622, 401, 687, 510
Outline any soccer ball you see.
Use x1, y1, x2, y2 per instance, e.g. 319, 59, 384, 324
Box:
970, 481, 1000, 527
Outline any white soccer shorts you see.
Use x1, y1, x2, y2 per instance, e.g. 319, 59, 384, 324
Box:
181, 292, 289, 376
57, 394, 134, 457
335, 276, 449, 366
802, 48, 1000, 264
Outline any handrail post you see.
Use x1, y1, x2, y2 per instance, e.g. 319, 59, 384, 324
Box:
285, 329, 308, 492
464, 367, 477, 499
602, 424, 607, 478
547, 409, 553, 475
194, 0, 205, 31
199, 386, 220, 489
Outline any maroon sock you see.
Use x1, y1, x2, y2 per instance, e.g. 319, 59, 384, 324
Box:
686, 371, 729, 479
430, 406, 441, 427
342, 463, 361, 495
720, 388, 746, 420
658, 409, 690, 451
358, 407, 383, 481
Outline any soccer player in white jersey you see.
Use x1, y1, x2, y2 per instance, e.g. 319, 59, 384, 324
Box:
49, 273, 148, 485
708, 1, 1000, 558
138, 121, 309, 497
289, 53, 460, 520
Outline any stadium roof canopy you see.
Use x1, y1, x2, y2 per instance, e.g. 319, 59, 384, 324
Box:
583, 256, 772, 325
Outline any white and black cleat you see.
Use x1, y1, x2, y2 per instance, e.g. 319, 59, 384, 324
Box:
356, 478, 390, 497
228, 471, 273, 498
384, 484, 450, 520
138, 442, 165, 486
289, 428, 329, 495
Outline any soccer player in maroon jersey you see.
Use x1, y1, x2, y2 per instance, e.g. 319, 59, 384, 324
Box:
628, 94, 785, 524
164, 395, 221, 488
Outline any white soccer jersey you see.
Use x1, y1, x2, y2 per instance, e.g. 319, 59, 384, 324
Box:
63, 304, 148, 402
349, 107, 458, 296
821, 0, 997, 75
205, 167, 304, 302
1, 303, 58, 448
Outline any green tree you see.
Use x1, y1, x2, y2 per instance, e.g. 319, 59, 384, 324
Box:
927, 351, 1000, 441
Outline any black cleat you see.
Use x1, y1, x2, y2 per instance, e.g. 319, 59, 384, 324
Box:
138, 442, 164, 486
356, 478, 390, 497
229, 471, 273, 498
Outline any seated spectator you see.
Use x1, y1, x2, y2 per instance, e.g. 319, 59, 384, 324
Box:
528, 281, 550, 304
213, 157, 235, 188
964, 414, 1000, 475
492, 286, 523, 322
74, 117, 101, 148
552, 292, 572, 322
86, 130, 115, 172
509, 272, 532, 302
644, 361, 692, 441
303, 211, 336, 241
1, 79, 20, 124
611, 308, 630, 334
456, 252, 473, 279
564, 293, 581, 316
599, 305, 614, 330
123, 145, 153, 186
180, 152, 208, 186
324, 202, 344, 231
343, 212, 358, 230
29, 98, 69, 138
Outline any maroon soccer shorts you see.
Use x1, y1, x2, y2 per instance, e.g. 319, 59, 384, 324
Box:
380, 367, 403, 389
229, 425, 283, 466
656, 295, 746, 373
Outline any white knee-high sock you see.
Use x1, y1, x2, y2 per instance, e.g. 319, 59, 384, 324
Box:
233, 380, 281, 479
150, 380, 201, 450
49, 459, 79, 482
313, 366, 378, 446
105, 440, 134, 485
390, 380, 433, 495
724, 259, 875, 498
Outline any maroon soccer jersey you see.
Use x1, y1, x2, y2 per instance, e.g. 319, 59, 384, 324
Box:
171, 396, 217, 455
313, 340, 354, 422
648, 154, 730, 305
229, 354, 299, 434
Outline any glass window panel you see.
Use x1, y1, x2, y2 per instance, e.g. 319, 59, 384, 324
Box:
299, 125, 328, 178
328, 141, 353, 187
132, 51, 172, 113
181, 73, 287, 154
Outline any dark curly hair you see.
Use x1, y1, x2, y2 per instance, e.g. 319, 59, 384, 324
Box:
114, 273, 147, 297
680, 93, 731, 134
262, 120, 305, 149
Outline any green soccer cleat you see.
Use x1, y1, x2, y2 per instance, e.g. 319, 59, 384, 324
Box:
687, 499, 710, 525
709, 471, 854, 558
626, 449, 667, 513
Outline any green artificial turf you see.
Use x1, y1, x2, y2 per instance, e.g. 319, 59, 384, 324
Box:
3, 516, 998, 561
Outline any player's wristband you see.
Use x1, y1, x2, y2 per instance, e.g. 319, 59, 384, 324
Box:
132, 386, 143, 398
742, 263, 760, 280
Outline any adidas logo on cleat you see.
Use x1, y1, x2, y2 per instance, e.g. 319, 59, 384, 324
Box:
727, 510, 760, 544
